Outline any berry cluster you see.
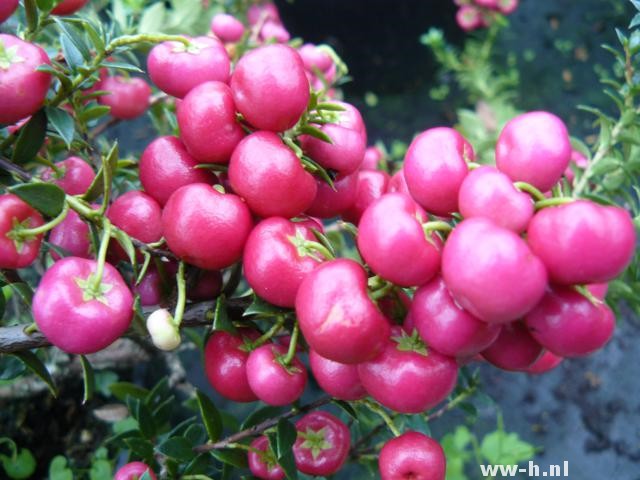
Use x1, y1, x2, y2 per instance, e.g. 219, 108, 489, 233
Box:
454, 0, 519, 31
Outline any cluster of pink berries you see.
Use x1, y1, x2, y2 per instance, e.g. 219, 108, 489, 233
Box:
455, 0, 519, 31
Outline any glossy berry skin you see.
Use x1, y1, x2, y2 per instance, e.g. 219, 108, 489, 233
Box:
293, 411, 351, 476
358, 328, 458, 413
177, 81, 245, 163
0, 34, 52, 125
0, 0, 19, 23
162, 183, 253, 270
260, 21, 290, 43
411, 276, 501, 358
113, 462, 157, 480
134, 267, 163, 306
341, 169, 389, 224
295, 258, 391, 364
42, 157, 95, 196
98, 76, 151, 120
456, 5, 483, 31
357, 193, 441, 287
211, 13, 245, 43
247, 2, 281, 25
243, 217, 324, 308
379, 431, 446, 480
333, 101, 367, 142
248, 436, 285, 480
305, 173, 357, 218
298, 44, 333, 73
388, 169, 411, 196
229, 132, 317, 218
527, 200, 636, 285
246, 344, 307, 406
442, 218, 547, 323
308, 349, 366, 400
139, 136, 215, 206
481, 322, 543, 371
231, 44, 309, 132
496, 111, 571, 192
147, 36, 230, 98
301, 123, 366, 175
458, 166, 533, 232
526, 350, 563, 374
33, 257, 133, 354
108, 191, 163, 244
49, 209, 91, 260
51, 0, 88, 15
361, 146, 383, 170
204, 329, 259, 402
404, 127, 473, 216
188, 269, 223, 301
525, 288, 615, 358
0, 194, 44, 269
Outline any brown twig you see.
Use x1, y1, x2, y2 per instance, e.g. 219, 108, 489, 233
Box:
193, 396, 333, 453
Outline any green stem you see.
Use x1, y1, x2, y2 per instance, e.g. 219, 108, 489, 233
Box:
23, 323, 39, 335
301, 240, 334, 261
173, 262, 187, 327
534, 197, 574, 210
250, 317, 285, 349
226, 442, 258, 453
15, 202, 69, 237
514, 181, 546, 202
91, 220, 112, 291
361, 399, 400, 437
282, 323, 299, 366
370, 282, 394, 301
66, 195, 99, 220
467, 162, 482, 170
422, 221, 453, 236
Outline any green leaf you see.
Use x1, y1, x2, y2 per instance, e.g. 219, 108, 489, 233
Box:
267, 419, 298, 480
0, 287, 5, 321
298, 125, 333, 144
315, 102, 346, 112
24, 0, 39, 35
53, 18, 91, 60
11, 351, 57, 397
9, 183, 66, 218
0, 448, 36, 480
480, 430, 536, 466
332, 399, 358, 420
11, 110, 47, 164
212, 295, 237, 333
240, 406, 285, 430
156, 437, 196, 462
441, 426, 473, 480
210, 448, 248, 469
113, 228, 137, 267
36, 0, 55, 10
109, 381, 149, 401
80, 355, 95, 404
139, 2, 167, 33
127, 398, 156, 440
243, 295, 289, 318
45, 107, 75, 149
78, 104, 111, 123
195, 390, 222, 442
48, 456, 73, 480
88, 458, 112, 480
0, 356, 26, 380
59, 34, 84, 71
123, 437, 155, 463
83, 142, 119, 202
101, 61, 143, 73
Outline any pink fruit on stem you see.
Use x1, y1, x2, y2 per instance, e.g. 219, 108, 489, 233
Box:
147, 36, 230, 98
305, 173, 358, 218
481, 322, 543, 371
456, 5, 483, 31
114, 462, 157, 480
341, 169, 390, 224
0, 34, 52, 125
295, 258, 391, 364
229, 131, 317, 218
247, 2, 281, 26
134, 266, 163, 306
525, 351, 563, 375
379, 431, 446, 480
246, 344, 307, 406
162, 183, 253, 270
495, 111, 571, 192
525, 287, 616, 357
301, 123, 366, 175
231, 44, 309, 132
411, 276, 502, 358
358, 327, 458, 413
497, 0, 519, 14
293, 412, 351, 476
458, 165, 534, 233
49, 209, 92, 260
211, 13, 245, 43
527, 200, 636, 285
474, 0, 499, 8
33, 257, 134, 354
248, 436, 285, 480
98, 76, 151, 120
361, 146, 384, 170
308, 349, 366, 401
442, 218, 548, 323
177, 81, 245, 163
357, 193, 441, 287
0, 194, 44, 269
51, 0, 89, 15
403, 127, 473, 216
42, 157, 96, 196
139, 136, 216, 206
260, 20, 290, 43
243, 217, 325, 308
204, 329, 260, 402
298, 44, 333, 73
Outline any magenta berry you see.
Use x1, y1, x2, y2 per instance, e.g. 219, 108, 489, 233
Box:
293, 411, 351, 476
308, 349, 366, 401
42, 157, 96, 196
98, 76, 151, 120
481, 322, 543, 371
0, 194, 44, 269
379, 431, 446, 480
211, 13, 245, 43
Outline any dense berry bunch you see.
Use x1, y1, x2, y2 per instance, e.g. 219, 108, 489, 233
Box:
454, 0, 519, 31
